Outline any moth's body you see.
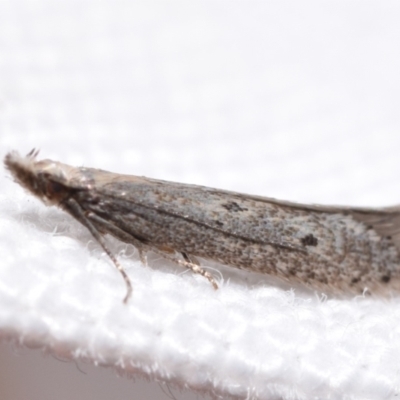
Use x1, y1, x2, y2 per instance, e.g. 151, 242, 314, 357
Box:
5, 150, 400, 301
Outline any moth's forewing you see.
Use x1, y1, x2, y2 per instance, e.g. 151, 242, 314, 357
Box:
69, 172, 400, 293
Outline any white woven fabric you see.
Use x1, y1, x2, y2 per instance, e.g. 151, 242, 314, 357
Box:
1, 2, 400, 399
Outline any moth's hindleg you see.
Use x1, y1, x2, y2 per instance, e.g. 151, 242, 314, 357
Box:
149, 248, 218, 289
180, 252, 219, 290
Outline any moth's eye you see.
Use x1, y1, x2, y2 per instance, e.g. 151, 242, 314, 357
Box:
46, 180, 65, 197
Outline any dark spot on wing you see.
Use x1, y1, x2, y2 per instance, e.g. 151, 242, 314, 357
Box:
301, 234, 318, 247
381, 275, 391, 283
222, 201, 248, 212
214, 220, 224, 227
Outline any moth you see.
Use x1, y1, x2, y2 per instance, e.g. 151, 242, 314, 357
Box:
4, 149, 400, 303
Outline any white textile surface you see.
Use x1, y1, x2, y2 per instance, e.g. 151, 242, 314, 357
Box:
1, 2, 400, 400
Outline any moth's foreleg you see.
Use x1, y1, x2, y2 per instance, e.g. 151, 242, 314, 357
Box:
81, 209, 150, 265
63, 198, 133, 304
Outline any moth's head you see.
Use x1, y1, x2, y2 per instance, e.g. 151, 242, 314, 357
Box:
4, 149, 73, 205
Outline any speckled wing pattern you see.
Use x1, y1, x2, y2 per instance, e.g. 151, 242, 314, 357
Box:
75, 169, 400, 293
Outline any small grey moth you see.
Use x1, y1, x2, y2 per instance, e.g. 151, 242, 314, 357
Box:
5, 150, 400, 302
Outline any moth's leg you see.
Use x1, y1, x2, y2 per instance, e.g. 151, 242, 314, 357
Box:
181, 252, 200, 266
62, 198, 133, 303
84, 211, 219, 290
178, 251, 218, 290
82, 211, 150, 265
63, 198, 218, 293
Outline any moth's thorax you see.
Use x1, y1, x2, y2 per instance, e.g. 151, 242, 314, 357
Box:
4, 150, 88, 205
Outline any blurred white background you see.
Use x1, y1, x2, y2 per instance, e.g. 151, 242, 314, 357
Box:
1, 1, 400, 399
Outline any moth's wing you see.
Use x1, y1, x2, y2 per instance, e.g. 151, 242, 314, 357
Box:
96, 174, 400, 251
346, 207, 400, 251
198, 185, 400, 249
234, 189, 400, 246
